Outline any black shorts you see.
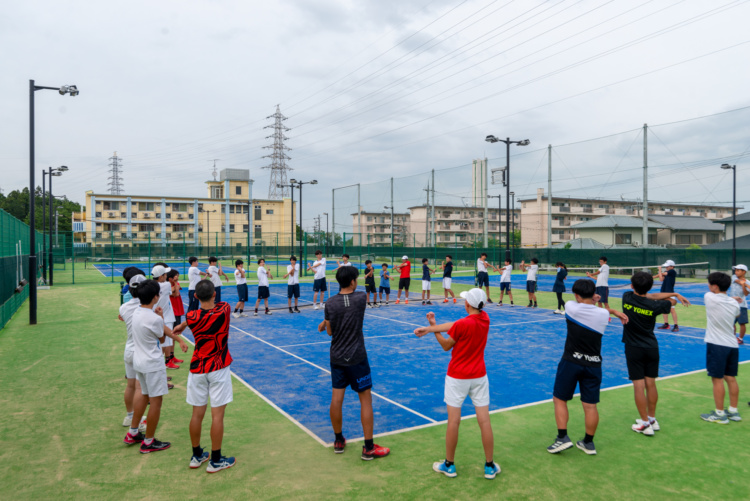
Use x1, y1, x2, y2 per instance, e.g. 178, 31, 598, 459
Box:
625, 344, 660, 380
379, 286, 391, 294
477, 271, 490, 287
365, 282, 376, 293
313, 278, 327, 292
500, 282, 511, 292
257, 286, 270, 299
236, 284, 249, 302
331, 357, 372, 393
398, 277, 411, 290
287, 284, 300, 298
526, 280, 537, 293
706, 342, 739, 378
173, 315, 182, 325
595, 286, 609, 303
553, 359, 602, 404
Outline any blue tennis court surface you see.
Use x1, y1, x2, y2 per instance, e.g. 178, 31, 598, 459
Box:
179, 285, 749, 446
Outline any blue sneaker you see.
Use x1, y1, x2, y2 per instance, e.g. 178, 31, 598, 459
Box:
189, 451, 210, 469
432, 460, 457, 478
484, 462, 501, 480
207, 456, 236, 473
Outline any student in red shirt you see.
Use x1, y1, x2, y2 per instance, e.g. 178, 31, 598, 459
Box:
414, 288, 500, 480
394, 255, 412, 304
167, 270, 186, 364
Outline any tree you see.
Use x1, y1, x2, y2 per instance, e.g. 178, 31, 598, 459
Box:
0, 186, 81, 240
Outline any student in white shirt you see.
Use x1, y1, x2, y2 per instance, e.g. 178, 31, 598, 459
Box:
152, 264, 178, 370
123, 279, 188, 453
700, 272, 742, 424
520, 258, 539, 308
187, 256, 210, 312
309, 250, 328, 309
729, 264, 750, 343
284, 256, 301, 314
476, 253, 493, 303
337, 254, 353, 268
233, 259, 248, 319
254, 258, 274, 316
118, 271, 147, 431
207, 256, 229, 303
586, 257, 610, 309
495, 258, 514, 307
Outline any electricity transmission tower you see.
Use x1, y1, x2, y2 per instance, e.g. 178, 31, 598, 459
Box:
262, 105, 292, 199
108, 152, 124, 195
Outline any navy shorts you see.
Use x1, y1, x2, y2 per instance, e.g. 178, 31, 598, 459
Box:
553, 359, 602, 404
526, 280, 537, 293
287, 284, 300, 299
331, 357, 372, 393
365, 282, 377, 293
214, 286, 222, 304
379, 286, 391, 294
236, 284, 248, 302
174, 315, 182, 325
706, 342, 739, 378
595, 286, 609, 303
398, 277, 411, 291
257, 285, 270, 299
477, 272, 490, 287
187, 290, 199, 312
625, 344, 660, 380
313, 278, 327, 292
736, 307, 748, 325
500, 282, 511, 292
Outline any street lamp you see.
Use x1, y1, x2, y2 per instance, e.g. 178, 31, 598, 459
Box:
29, 80, 78, 324
199, 207, 217, 257
721, 163, 737, 266
322, 212, 329, 255
46, 166, 68, 286
485, 135, 530, 262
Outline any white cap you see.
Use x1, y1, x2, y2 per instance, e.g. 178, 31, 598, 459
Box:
733, 264, 748, 272
402, 255, 408, 260
151, 265, 171, 278
460, 288, 487, 309
129, 274, 146, 287
661, 260, 676, 268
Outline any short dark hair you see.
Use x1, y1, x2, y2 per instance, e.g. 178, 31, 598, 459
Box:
422, 258, 428, 263
571, 278, 595, 298
336, 265, 359, 287
290, 256, 297, 262
446, 255, 452, 260
600, 256, 608, 263
154, 261, 167, 268
257, 258, 265, 265
382, 263, 388, 267
235, 259, 243, 266
480, 253, 487, 258
555, 262, 567, 269
505, 259, 512, 264
123, 267, 145, 282
631, 271, 654, 294
708, 271, 731, 292
137, 279, 161, 305
209, 256, 218, 264
315, 250, 322, 256
189, 256, 198, 264
531, 258, 539, 264
166, 269, 179, 280
195, 279, 216, 301
342, 254, 349, 259
365, 260, 372, 265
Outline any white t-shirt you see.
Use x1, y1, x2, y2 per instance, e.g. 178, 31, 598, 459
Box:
207, 265, 222, 288
287, 263, 300, 285
234, 268, 246, 285
339, 261, 352, 267
119, 298, 141, 355
596, 264, 610, 287
729, 276, 748, 309
257, 266, 269, 287
564, 300, 610, 335
157, 281, 176, 324
500, 264, 512, 283
313, 258, 327, 280
188, 266, 201, 290
477, 259, 488, 273
526, 264, 538, 281
704, 292, 741, 348
132, 307, 166, 373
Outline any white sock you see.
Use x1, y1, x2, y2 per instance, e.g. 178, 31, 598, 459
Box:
143, 437, 154, 445
126, 411, 134, 420
716, 409, 726, 416
648, 416, 656, 423
129, 427, 139, 435
729, 406, 738, 413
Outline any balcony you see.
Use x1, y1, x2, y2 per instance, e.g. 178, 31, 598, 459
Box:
558, 207, 571, 213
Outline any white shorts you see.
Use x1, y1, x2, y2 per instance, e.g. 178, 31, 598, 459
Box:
136, 367, 169, 397
444, 375, 490, 408
422, 280, 432, 291
162, 322, 174, 347
442, 278, 452, 289
124, 350, 136, 379
186, 366, 234, 407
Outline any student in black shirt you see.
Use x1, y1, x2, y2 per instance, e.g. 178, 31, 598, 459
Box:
421, 258, 436, 305
655, 260, 680, 332
441, 255, 456, 304
363, 260, 379, 308
623, 271, 689, 436
318, 266, 390, 460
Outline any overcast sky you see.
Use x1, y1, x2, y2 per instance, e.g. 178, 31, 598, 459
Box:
2, 0, 749, 232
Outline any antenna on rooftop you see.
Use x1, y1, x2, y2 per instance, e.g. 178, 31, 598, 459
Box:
209, 159, 220, 181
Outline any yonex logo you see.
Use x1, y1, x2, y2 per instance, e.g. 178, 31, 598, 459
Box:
357, 374, 371, 384
573, 352, 601, 362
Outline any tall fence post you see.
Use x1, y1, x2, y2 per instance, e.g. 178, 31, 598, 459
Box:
110, 231, 115, 282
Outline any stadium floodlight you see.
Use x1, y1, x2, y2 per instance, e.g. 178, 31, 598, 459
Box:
51, 171, 62, 176
289, 178, 297, 184
518, 139, 530, 146
311, 180, 318, 185
59, 165, 69, 171
485, 135, 499, 143
721, 163, 737, 266
59, 85, 79, 96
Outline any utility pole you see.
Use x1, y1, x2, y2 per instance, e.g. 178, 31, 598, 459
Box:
262, 105, 292, 199
108, 152, 124, 195
431, 169, 436, 248
424, 184, 429, 246
547, 144, 552, 248
642, 124, 648, 247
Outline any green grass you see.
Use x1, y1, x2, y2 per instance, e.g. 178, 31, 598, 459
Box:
1, 282, 748, 499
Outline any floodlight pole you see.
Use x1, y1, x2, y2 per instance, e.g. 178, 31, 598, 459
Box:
48, 168, 54, 286
721, 163, 737, 266
42, 170, 47, 283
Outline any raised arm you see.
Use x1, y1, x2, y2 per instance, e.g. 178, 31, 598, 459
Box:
414, 312, 457, 351
646, 292, 689, 306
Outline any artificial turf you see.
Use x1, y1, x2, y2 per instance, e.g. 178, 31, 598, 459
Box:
1, 279, 747, 499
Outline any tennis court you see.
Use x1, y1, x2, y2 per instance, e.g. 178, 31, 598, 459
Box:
178, 284, 749, 446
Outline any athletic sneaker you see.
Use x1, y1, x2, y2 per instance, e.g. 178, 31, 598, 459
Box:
533, 303, 538, 308
700, 411, 729, 424
576, 440, 596, 455
453, 298, 457, 304
232, 312, 240, 319
726, 409, 742, 422
167, 383, 175, 390
167, 376, 172, 381
738, 337, 745, 345
497, 302, 503, 307
374, 303, 381, 308
443, 299, 449, 303
553, 309, 563, 315
432, 461, 457, 478
361, 444, 390, 460
265, 310, 273, 315
527, 302, 533, 308
240, 313, 248, 317
672, 325, 680, 332
190, 451, 210, 469
426, 301, 432, 305
632, 421, 655, 436
546, 435, 573, 454
123, 431, 145, 445
322, 303, 326, 309
395, 299, 400, 304
405, 299, 409, 304
172, 356, 184, 363
165, 360, 180, 370
207, 456, 236, 473
140, 439, 171, 454
253, 311, 258, 316
649, 419, 660, 431
484, 462, 501, 480
294, 307, 301, 313
334, 437, 346, 454
657, 323, 670, 330
421, 301, 425, 305
289, 308, 294, 314
486, 298, 493, 303
122, 415, 132, 427
314, 305, 319, 310
139, 418, 147, 433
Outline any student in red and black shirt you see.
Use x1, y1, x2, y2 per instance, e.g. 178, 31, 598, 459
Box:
173, 279, 235, 473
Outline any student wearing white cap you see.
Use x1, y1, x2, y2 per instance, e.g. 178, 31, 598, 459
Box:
729, 264, 750, 344
655, 260, 679, 332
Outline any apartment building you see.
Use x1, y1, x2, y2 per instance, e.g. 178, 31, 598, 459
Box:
351, 212, 410, 245
78, 169, 294, 248
521, 188, 738, 247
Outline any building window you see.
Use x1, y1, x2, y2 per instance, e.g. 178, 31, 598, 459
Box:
242, 205, 249, 214
166, 213, 171, 219
229, 224, 235, 233
648, 234, 657, 245
120, 212, 126, 218
266, 209, 274, 215
221, 205, 225, 214
367, 216, 372, 222
615, 234, 632, 244
235, 186, 242, 195
254, 224, 262, 239
707, 234, 719, 244
677, 234, 703, 245
229, 205, 235, 214
103, 201, 120, 210
189, 213, 194, 219
95, 212, 101, 218
552, 229, 565, 236
221, 224, 226, 232
211, 186, 223, 199
138, 202, 155, 211
243, 224, 249, 233
255, 205, 262, 221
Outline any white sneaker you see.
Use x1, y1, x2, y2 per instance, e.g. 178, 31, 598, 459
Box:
232, 312, 240, 319
138, 416, 147, 433
314, 305, 319, 310
322, 303, 326, 309
240, 313, 248, 317
553, 309, 563, 315
122, 415, 132, 427
649, 419, 660, 431
632, 420, 655, 436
